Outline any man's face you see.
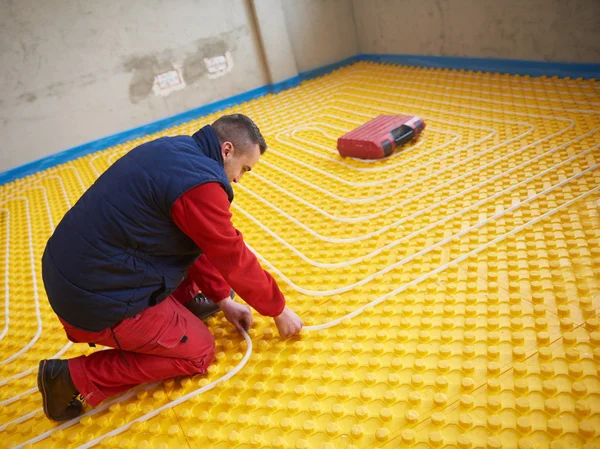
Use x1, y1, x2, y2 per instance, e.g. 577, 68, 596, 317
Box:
221, 142, 261, 183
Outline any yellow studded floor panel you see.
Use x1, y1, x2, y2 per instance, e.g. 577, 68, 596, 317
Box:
1, 62, 600, 449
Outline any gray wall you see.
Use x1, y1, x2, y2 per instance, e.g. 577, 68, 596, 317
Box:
0, 0, 268, 172
0, 0, 357, 172
282, 0, 358, 73
250, 0, 299, 84
353, 0, 600, 63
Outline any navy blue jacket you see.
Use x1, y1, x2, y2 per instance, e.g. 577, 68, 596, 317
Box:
42, 125, 233, 331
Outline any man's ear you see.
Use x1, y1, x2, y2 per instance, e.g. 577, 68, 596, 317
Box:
221, 141, 233, 160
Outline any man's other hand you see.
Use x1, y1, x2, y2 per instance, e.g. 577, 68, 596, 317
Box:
273, 306, 303, 338
219, 297, 253, 334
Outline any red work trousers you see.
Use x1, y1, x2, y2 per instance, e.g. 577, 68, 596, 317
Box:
61, 285, 215, 406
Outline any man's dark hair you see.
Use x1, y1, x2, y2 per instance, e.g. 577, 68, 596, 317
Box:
212, 114, 267, 154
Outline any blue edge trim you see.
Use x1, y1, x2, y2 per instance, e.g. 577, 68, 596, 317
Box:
2, 53, 599, 187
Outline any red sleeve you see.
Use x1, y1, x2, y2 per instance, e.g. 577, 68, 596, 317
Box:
187, 254, 231, 302
171, 182, 286, 317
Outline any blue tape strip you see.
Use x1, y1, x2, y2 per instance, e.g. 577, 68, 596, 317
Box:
359, 53, 600, 79
298, 55, 360, 80
1, 53, 598, 187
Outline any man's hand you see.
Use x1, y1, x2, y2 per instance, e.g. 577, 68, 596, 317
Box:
219, 297, 253, 334
273, 306, 303, 338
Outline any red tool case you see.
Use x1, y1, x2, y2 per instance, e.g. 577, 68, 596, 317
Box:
337, 115, 425, 159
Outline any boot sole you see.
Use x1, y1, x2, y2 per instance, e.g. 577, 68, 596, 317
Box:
37, 360, 51, 420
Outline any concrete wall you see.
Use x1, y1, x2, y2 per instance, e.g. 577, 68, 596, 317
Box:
250, 0, 298, 84
0, 0, 361, 173
353, 0, 600, 63
0, 0, 268, 172
282, 0, 358, 73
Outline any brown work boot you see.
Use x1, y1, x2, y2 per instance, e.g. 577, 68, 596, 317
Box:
184, 289, 235, 321
37, 359, 83, 421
